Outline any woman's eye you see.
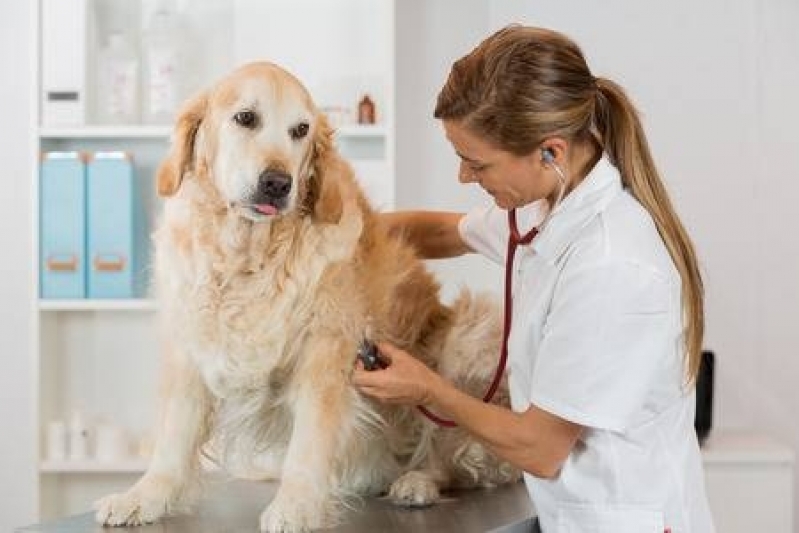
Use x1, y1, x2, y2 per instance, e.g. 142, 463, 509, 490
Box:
233, 110, 258, 129
470, 164, 488, 173
290, 122, 310, 140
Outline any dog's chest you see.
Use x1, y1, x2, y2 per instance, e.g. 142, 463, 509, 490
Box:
155, 203, 363, 398
163, 238, 336, 397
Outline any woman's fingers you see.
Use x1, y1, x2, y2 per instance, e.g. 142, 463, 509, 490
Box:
352, 366, 380, 386
375, 341, 397, 364
352, 341, 439, 405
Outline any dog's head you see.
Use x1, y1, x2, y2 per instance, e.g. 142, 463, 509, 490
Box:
157, 62, 335, 221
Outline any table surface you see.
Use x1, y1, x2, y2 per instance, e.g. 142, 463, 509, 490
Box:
18, 478, 536, 533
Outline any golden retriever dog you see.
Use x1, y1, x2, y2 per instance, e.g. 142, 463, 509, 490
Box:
94, 62, 519, 532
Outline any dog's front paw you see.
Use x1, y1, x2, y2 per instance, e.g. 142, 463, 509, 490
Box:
259, 486, 331, 533
389, 470, 441, 508
94, 476, 182, 526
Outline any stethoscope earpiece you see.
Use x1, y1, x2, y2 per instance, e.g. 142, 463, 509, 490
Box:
538, 147, 569, 231
542, 148, 566, 185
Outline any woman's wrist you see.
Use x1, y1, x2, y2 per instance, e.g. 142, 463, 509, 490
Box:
421, 368, 454, 408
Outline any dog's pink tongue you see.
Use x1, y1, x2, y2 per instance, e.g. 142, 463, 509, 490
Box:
255, 204, 278, 215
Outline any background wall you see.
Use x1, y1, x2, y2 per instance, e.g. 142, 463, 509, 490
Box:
396, 0, 799, 528
0, 1, 36, 531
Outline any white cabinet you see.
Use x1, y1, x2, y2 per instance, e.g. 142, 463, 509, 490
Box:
32, 0, 395, 521
702, 430, 794, 533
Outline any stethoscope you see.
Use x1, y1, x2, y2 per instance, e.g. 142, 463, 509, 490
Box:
419, 149, 569, 427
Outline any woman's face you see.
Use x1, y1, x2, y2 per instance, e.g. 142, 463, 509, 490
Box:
443, 119, 558, 210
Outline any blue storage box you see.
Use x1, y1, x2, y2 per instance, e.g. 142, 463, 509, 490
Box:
86, 152, 145, 298
40, 152, 87, 299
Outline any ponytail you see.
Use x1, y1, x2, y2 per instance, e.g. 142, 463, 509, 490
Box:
593, 77, 705, 385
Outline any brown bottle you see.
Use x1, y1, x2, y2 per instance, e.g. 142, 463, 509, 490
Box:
357, 94, 376, 124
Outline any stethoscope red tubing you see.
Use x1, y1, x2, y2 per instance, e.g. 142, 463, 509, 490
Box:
418, 209, 538, 427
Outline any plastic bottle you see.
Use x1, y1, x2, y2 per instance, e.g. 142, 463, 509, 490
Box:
96, 32, 139, 124
142, 1, 183, 124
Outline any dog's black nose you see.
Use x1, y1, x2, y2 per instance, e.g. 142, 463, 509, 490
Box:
258, 170, 292, 198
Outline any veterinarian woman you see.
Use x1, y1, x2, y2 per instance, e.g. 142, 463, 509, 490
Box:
352, 25, 715, 533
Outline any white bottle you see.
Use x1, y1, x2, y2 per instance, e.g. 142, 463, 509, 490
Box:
96, 32, 139, 124
142, 1, 183, 124
46, 420, 67, 461
68, 411, 90, 461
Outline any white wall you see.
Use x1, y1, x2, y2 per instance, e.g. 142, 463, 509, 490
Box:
395, 0, 504, 301
0, 1, 37, 531
397, 0, 799, 529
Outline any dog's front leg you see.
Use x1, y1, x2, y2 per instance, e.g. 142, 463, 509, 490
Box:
95, 344, 212, 526
260, 337, 356, 533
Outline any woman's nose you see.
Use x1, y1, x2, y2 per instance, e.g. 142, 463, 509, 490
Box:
458, 163, 476, 183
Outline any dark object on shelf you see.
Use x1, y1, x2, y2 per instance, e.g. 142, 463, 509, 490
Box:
695, 350, 714, 446
357, 94, 376, 125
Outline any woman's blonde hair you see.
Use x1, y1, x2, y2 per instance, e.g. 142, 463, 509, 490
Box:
435, 25, 705, 384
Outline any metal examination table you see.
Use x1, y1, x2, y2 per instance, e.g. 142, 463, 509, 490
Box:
18, 478, 536, 533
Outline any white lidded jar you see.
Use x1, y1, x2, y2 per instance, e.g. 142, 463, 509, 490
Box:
96, 32, 140, 124
68, 411, 90, 461
142, 1, 184, 124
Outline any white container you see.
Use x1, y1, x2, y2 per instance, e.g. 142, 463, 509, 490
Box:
45, 420, 67, 461
41, 0, 88, 125
96, 32, 140, 124
68, 412, 90, 461
95, 424, 129, 462
142, 2, 184, 124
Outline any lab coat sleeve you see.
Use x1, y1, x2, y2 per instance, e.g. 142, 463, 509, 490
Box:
458, 204, 508, 266
529, 258, 678, 432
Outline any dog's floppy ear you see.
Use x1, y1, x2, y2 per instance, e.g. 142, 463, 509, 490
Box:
310, 112, 335, 184
300, 113, 336, 217
156, 92, 209, 197
306, 114, 365, 224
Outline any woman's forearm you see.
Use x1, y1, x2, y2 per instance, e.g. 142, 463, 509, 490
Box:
380, 211, 470, 259
424, 372, 582, 479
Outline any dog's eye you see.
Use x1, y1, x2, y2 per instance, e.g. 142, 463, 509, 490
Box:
233, 110, 258, 129
289, 122, 310, 140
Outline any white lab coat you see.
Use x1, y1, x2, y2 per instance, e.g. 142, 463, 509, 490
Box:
459, 156, 715, 533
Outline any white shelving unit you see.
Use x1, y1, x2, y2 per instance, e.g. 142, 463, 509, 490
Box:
39, 125, 172, 139
40, 459, 149, 474
31, 0, 396, 521
38, 299, 157, 311
40, 123, 387, 141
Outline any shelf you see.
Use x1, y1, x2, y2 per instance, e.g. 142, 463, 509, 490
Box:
39, 459, 223, 475
38, 299, 157, 311
40, 458, 149, 474
701, 429, 795, 465
39, 125, 172, 140
334, 124, 387, 138
39, 124, 386, 140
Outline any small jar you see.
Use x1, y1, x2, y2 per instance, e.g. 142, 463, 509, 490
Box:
357, 94, 376, 125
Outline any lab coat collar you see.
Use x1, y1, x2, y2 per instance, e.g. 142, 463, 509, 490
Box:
518, 155, 623, 262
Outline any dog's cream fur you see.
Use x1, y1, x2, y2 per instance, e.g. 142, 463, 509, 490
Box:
94, 62, 518, 532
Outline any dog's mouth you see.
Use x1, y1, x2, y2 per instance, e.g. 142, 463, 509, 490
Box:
252, 203, 279, 216
231, 200, 287, 220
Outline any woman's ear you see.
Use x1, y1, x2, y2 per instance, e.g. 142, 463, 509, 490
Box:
156, 92, 209, 197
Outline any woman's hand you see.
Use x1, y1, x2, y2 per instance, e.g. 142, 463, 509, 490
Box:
352, 342, 443, 405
